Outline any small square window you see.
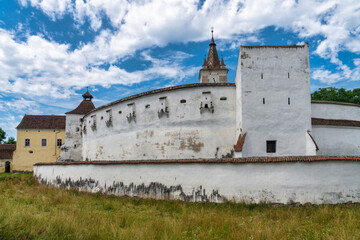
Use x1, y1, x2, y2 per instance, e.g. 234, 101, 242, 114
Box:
25, 139, 30, 147
266, 140, 276, 153
41, 139, 47, 147
57, 139, 62, 147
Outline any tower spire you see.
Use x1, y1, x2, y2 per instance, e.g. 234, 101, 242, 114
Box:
207, 28, 220, 69
199, 29, 228, 83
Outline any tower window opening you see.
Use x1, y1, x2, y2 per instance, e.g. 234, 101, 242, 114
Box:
261, 73, 263, 79
263, 98, 265, 104
266, 140, 276, 153
288, 72, 290, 78
220, 97, 227, 101
288, 98, 291, 105
180, 99, 186, 103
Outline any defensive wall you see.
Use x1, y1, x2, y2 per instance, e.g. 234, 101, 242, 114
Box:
80, 82, 360, 161
34, 156, 360, 204
82, 83, 237, 161
311, 101, 360, 156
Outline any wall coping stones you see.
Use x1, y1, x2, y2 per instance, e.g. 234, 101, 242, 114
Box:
311, 100, 360, 108
34, 156, 360, 166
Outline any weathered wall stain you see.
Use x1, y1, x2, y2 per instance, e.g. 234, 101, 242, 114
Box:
37, 175, 226, 203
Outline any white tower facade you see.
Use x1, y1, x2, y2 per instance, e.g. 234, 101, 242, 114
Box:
235, 44, 317, 157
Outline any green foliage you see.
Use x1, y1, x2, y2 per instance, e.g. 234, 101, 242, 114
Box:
311, 87, 360, 104
0, 128, 16, 144
0, 173, 359, 239
0, 128, 5, 144
4, 137, 16, 144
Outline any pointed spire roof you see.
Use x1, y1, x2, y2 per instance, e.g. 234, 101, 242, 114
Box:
206, 29, 221, 69
82, 87, 93, 100
220, 54, 226, 67
66, 88, 95, 115
202, 54, 207, 67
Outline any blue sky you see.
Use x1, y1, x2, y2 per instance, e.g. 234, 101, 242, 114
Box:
0, 0, 359, 140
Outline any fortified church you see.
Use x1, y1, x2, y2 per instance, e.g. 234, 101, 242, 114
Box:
59, 32, 360, 162
35, 32, 360, 205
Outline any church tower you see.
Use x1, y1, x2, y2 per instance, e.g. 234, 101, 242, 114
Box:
199, 30, 228, 83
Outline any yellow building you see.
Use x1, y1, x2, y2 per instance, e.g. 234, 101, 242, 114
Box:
12, 115, 65, 172
0, 144, 16, 173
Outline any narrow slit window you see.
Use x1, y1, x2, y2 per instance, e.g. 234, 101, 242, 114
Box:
180, 99, 186, 103
220, 97, 227, 101
288, 72, 290, 78
261, 73, 263, 79
288, 98, 291, 105
145, 104, 150, 108
263, 98, 265, 104
266, 140, 276, 153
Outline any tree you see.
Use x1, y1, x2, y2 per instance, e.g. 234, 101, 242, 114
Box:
0, 127, 5, 144
4, 137, 16, 144
311, 87, 360, 104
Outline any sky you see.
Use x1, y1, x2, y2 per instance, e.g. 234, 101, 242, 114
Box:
0, 0, 359, 140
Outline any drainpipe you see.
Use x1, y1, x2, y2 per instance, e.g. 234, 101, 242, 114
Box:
54, 130, 61, 156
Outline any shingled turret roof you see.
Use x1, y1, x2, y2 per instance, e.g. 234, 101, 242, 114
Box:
17, 115, 65, 129
206, 30, 221, 69
66, 89, 95, 115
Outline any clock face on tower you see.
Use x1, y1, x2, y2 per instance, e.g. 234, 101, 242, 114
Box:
210, 73, 219, 83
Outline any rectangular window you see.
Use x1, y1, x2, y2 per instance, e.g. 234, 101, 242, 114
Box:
25, 138, 30, 147
57, 139, 62, 147
41, 139, 47, 147
263, 98, 265, 104
266, 140, 276, 153
288, 98, 291, 105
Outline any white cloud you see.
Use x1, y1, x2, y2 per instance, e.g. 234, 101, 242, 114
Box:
0, 28, 197, 100
312, 68, 342, 84
0, 98, 39, 112
5, 0, 360, 100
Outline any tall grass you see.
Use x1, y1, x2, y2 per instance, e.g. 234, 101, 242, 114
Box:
0, 173, 359, 239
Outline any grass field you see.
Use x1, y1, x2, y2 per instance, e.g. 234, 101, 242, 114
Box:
0, 173, 359, 240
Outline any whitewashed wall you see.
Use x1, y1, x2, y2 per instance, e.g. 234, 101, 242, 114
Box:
59, 114, 83, 161
311, 102, 360, 155
311, 102, 360, 121
82, 85, 237, 161
34, 161, 360, 204
236, 44, 315, 157
312, 126, 360, 155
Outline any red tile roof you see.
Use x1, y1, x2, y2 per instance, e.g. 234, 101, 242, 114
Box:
0, 144, 16, 159
66, 100, 95, 115
16, 115, 65, 130
312, 118, 360, 127
235, 132, 247, 152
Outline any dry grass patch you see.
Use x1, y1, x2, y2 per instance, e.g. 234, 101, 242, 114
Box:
0, 173, 359, 239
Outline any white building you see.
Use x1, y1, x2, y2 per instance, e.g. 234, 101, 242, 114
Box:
59, 35, 360, 162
